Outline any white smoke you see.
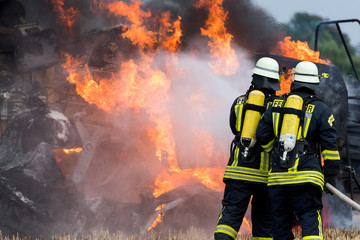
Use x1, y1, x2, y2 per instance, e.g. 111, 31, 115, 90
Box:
166, 49, 253, 169
88, 45, 255, 203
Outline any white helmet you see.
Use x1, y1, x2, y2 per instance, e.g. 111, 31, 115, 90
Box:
252, 57, 280, 80
293, 61, 320, 84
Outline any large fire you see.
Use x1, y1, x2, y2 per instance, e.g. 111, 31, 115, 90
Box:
60, 0, 234, 200
49, 0, 331, 233
273, 36, 331, 96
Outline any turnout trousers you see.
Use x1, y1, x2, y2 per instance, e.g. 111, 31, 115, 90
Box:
214, 181, 272, 240
268, 184, 323, 240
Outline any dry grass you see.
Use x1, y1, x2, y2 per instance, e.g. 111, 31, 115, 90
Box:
292, 227, 360, 240
1, 227, 360, 240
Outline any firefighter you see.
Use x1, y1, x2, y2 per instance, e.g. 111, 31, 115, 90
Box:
214, 57, 280, 240
256, 61, 341, 240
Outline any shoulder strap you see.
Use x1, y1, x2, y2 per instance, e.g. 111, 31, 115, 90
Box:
299, 95, 318, 140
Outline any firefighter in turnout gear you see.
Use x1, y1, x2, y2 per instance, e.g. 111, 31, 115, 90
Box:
256, 61, 341, 240
214, 57, 280, 240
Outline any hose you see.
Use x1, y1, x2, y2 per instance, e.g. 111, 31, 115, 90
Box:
325, 182, 360, 211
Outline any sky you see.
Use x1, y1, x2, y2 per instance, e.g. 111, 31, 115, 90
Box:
251, 0, 360, 46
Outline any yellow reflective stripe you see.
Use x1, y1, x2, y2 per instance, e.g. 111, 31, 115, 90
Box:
318, 210, 323, 238
216, 207, 225, 224
328, 114, 335, 127
232, 146, 240, 166
226, 166, 268, 176
272, 112, 280, 137
297, 126, 302, 140
268, 171, 324, 180
321, 150, 340, 161
260, 152, 265, 172
303, 113, 312, 138
252, 238, 273, 240
262, 138, 274, 152
224, 165, 268, 183
224, 174, 268, 183
321, 149, 339, 155
260, 151, 269, 171
235, 103, 244, 132
215, 224, 237, 240
224, 169, 268, 183
268, 178, 324, 190
290, 158, 300, 172
268, 171, 324, 190
303, 236, 323, 240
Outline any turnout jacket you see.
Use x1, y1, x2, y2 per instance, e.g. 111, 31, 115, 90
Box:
256, 91, 341, 191
223, 91, 275, 184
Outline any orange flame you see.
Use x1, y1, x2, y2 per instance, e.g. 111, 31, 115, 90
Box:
273, 36, 331, 96
102, 0, 157, 49
61, 0, 227, 205
276, 68, 293, 96
273, 36, 331, 64
47, 0, 78, 31
241, 216, 252, 234
63, 148, 82, 154
195, 0, 239, 75
100, 0, 182, 52
53, 148, 82, 163
159, 13, 183, 52
62, 53, 170, 113
58, 2, 232, 231
153, 167, 224, 198
147, 204, 166, 231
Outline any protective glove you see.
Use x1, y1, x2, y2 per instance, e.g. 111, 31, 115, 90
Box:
323, 161, 340, 195
324, 174, 337, 195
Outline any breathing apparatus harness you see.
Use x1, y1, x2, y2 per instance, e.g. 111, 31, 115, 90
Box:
273, 93, 320, 168
231, 88, 275, 163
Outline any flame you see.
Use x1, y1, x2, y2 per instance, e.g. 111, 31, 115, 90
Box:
44, 0, 308, 234
147, 114, 178, 170
54, 151, 62, 163
62, 53, 170, 113
276, 68, 293, 96
63, 148, 82, 154
47, 0, 78, 31
101, 0, 157, 49
241, 216, 252, 234
100, 0, 182, 52
53, 148, 82, 163
61, 0, 227, 205
47, 0, 340, 233
148, 204, 167, 231
273, 36, 331, 96
159, 13, 183, 52
195, 0, 239, 75
153, 168, 224, 198
273, 36, 331, 64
